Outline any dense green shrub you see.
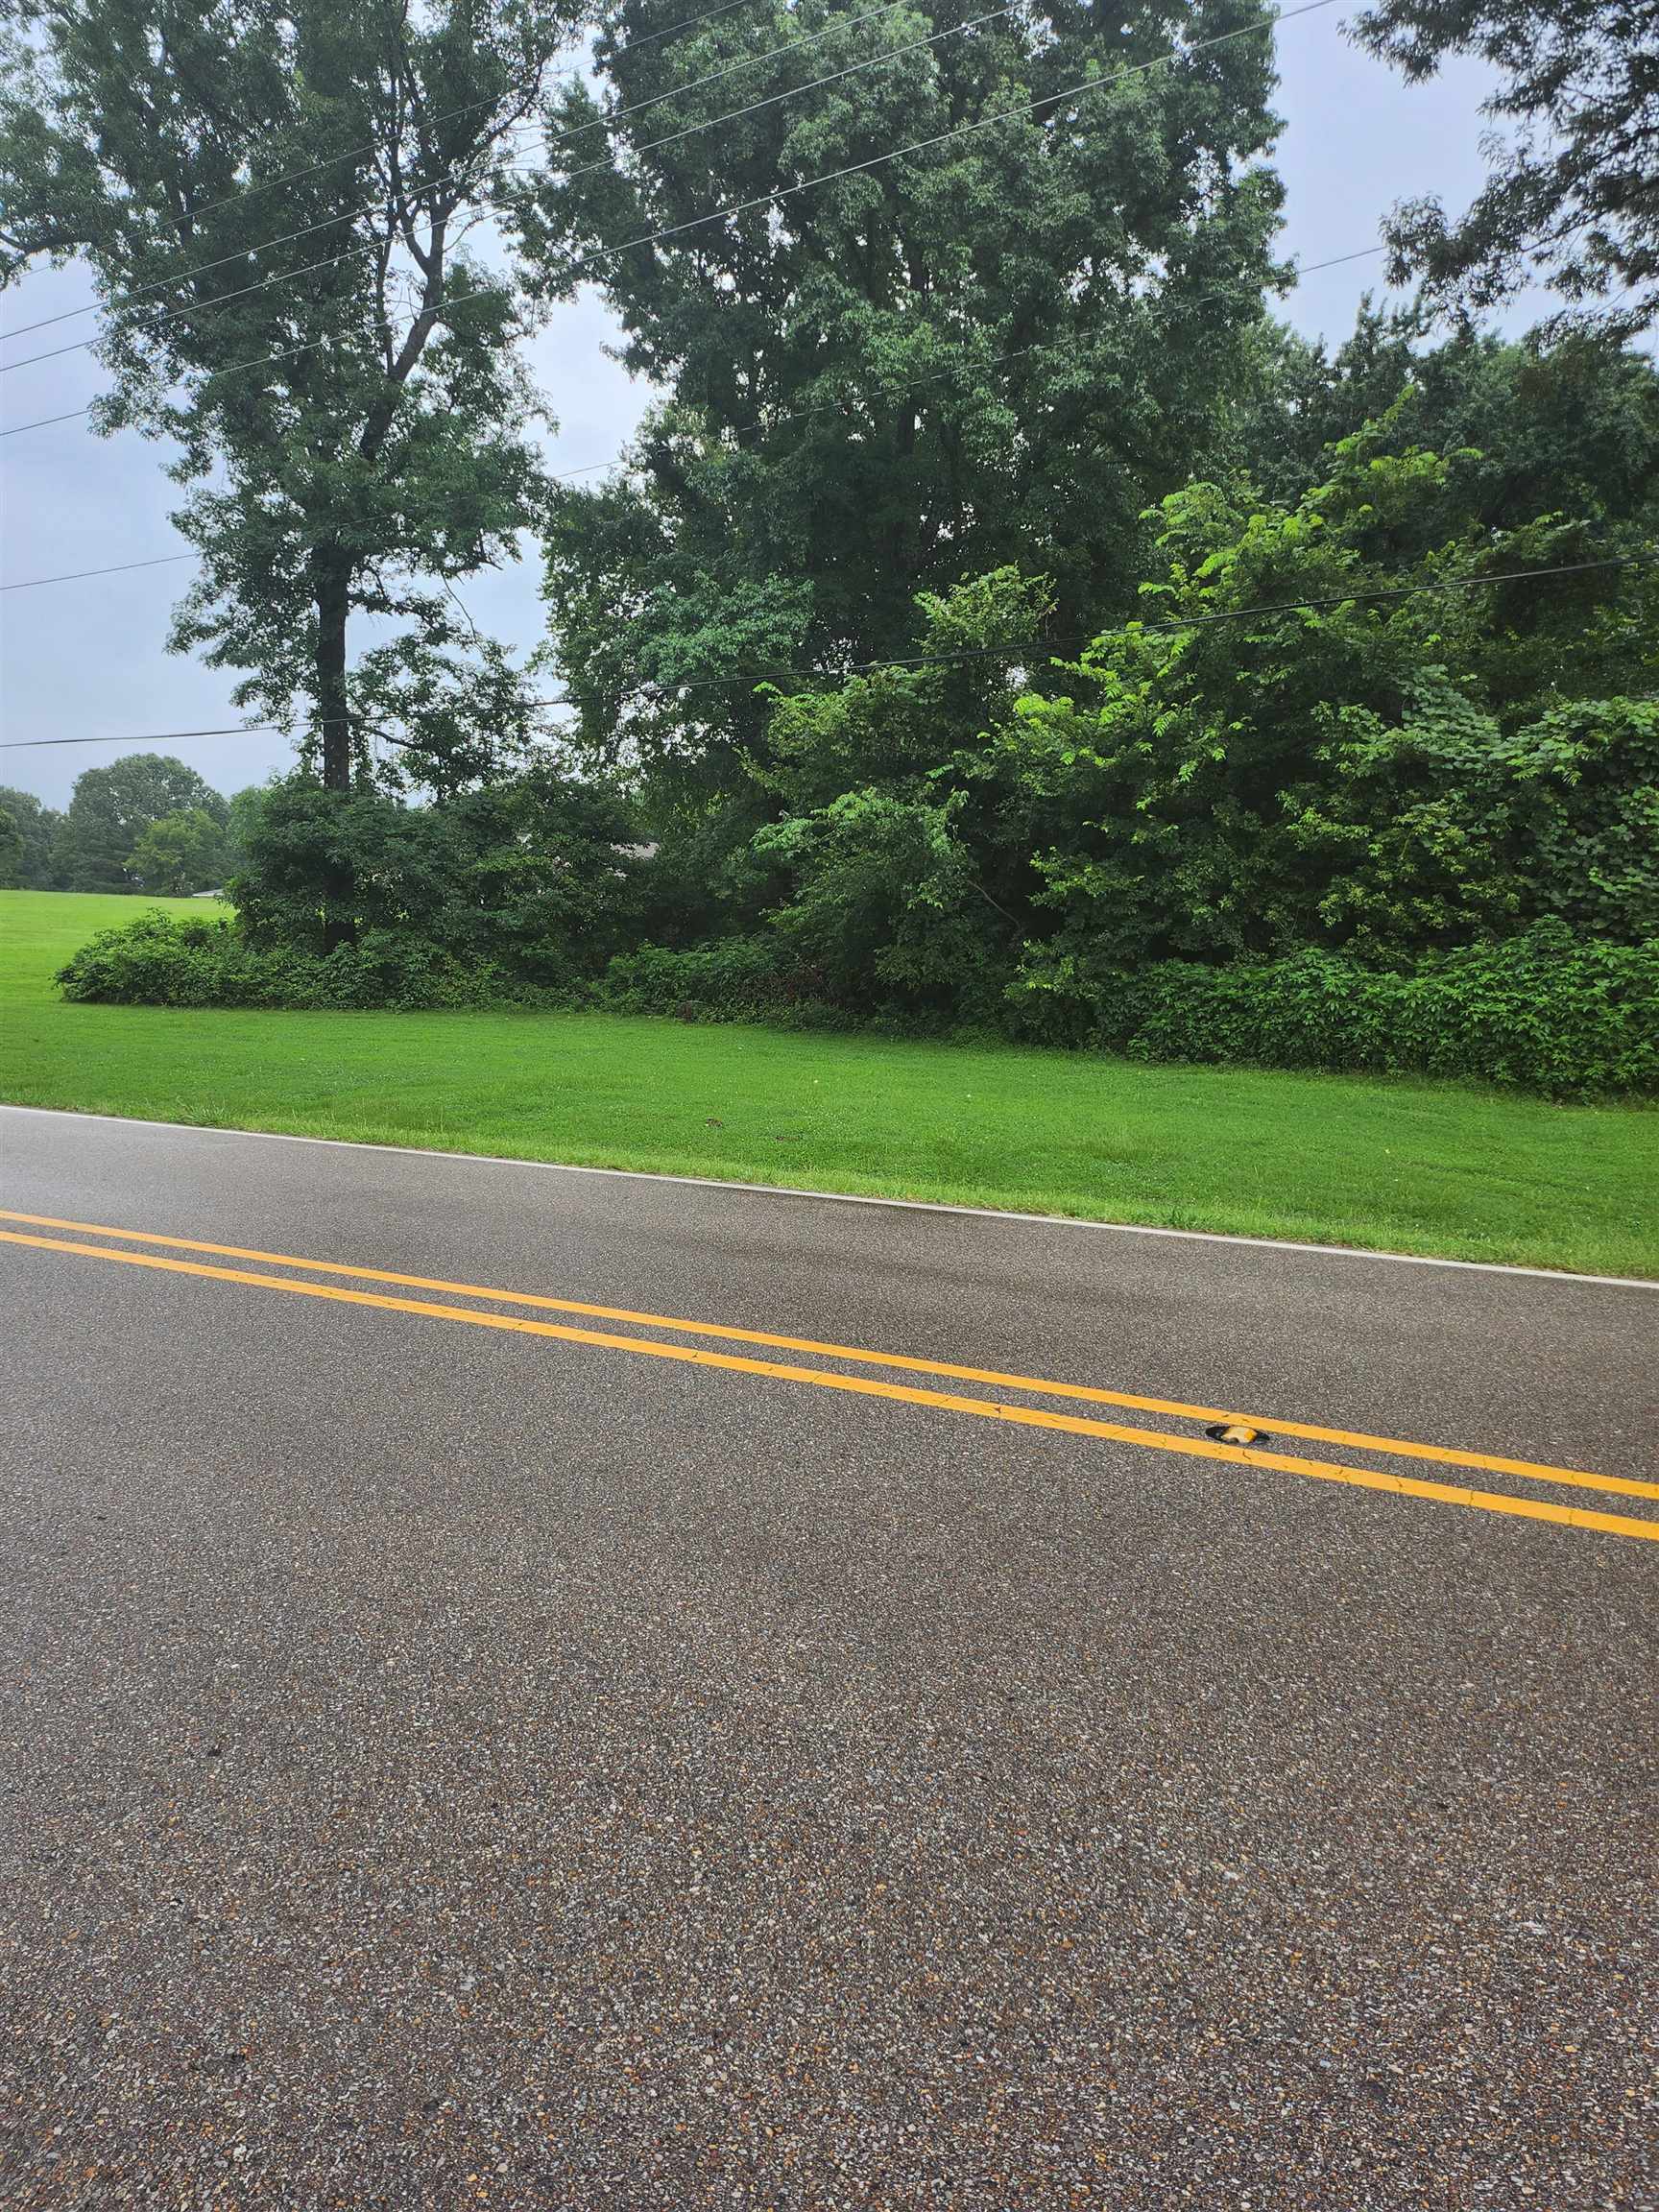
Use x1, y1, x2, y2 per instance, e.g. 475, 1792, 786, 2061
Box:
57, 910, 539, 1013
599, 937, 824, 1021
232, 769, 646, 981
1011, 925, 1659, 1098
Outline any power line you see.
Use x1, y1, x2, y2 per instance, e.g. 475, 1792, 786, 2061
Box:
0, 551, 198, 592
0, 723, 284, 750
3, 553, 1642, 748
0, 404, 102, 438
650, 552, 1647, 690
0, 0, 1030, 377
0, 0, 773, 345
0, 0, 1339, 441
0, 0, 939, 353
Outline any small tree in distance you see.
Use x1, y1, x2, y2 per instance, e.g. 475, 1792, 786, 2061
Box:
0, 805, 24, 889
129, 807, 228, 897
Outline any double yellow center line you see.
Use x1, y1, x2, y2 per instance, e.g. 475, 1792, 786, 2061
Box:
3, 1207, 1655, 1545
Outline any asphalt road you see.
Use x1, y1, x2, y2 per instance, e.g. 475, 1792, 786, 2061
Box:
1, 1104, 1655, 2211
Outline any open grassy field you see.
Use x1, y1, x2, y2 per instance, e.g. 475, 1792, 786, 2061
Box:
2, 887, 1654, 1275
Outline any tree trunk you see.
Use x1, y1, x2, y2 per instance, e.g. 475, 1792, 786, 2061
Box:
311, 544, 355, 951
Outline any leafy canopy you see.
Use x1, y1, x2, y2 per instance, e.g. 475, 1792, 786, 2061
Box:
512, 0, 1286, 785
129, 805, 228, 896
0, 785, 64, 889
1353, 0, 1659, 342
0, 0, 582, 796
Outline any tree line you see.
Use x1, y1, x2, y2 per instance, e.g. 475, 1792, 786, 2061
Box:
5, 0, 1655, 1093
0, 756, 268, 898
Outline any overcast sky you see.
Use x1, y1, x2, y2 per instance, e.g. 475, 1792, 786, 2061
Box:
0, 12, 1556, 808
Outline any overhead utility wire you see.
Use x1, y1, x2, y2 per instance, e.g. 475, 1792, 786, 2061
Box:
2, 555, 1643, 749
0, 0, 1339, 440
0, 0, 771, 343
0, 0, 940, 350
0, 0, 1030, 376
1, 550, 200, 592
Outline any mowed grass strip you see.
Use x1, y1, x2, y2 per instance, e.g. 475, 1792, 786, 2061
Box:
2, 889, 1654, 1277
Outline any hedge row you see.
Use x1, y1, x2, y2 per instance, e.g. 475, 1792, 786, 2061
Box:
1085, 929, 1659, 1099
603, 926, 1659, 1097
57, 911, 1659, 1098
56, 910, 534, 1012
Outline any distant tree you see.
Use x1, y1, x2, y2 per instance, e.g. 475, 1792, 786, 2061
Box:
54, 754, 228, 892
0, 805, 23, 889
0, 0, 583, 941
129, 806, 228, 896
0, 785, 63, 887
1352, 0, 1659, 342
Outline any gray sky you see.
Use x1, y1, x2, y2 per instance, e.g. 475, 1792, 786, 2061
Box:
0, 13, 1552, 808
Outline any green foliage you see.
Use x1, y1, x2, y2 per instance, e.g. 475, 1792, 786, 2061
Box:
56, 909, 521, 1012
128, 807, 228, 897
0, 1, 576, 794
755, 787, 998, 1014
0, 788, 62, 889
52, 753, 228, 893
222, 786, 269, 878
1234, 315, 1659, 527
516, 0, 1286, 782
740, 568, 1051, 1014
64, 906, 1653, 1098
1002, 445, 1656, 968
232, 769, 648, 983
1491, 700, 1659, 941
599, 938, 806, 1021
1354, 0, 1657, 344
0, 805, 22, 889
1006, 926, 1659, 1101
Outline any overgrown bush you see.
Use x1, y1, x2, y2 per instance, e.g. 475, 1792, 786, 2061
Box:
599, 936, 827, 1021
57, 910, 540, 1013
232, 768, 647, 982
1010, 924, 1659, 1098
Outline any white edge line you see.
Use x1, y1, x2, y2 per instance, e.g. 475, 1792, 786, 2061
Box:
3, 1099, 1655, 1291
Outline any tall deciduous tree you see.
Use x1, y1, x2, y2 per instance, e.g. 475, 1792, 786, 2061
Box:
0, 0, 583, 939
1352, 0, 1659, 342
511, 0, 1286, 790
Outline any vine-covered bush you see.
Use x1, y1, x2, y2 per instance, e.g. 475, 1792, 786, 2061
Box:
1011, 925, 1659, 1098
598, 937, 806, 1019
57, 910, 532, 1012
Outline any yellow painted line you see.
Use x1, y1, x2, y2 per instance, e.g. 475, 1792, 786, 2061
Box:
4, 1226, 1657, 1548
0, 1207, 1648, 1507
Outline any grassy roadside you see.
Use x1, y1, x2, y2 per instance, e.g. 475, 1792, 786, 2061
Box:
3, 888, 1655, 1276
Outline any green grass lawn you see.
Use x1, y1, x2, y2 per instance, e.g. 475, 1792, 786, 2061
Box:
2, 887, 1654, 1276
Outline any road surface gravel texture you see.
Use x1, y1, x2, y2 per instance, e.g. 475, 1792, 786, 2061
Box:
0, 1104, 1654, 2211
